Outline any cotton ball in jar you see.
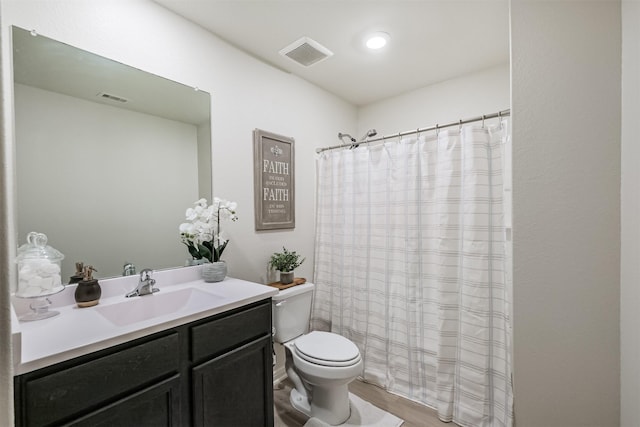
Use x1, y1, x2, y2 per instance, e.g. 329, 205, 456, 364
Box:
27, 276, 44, 288
18, 265, 36, 281
52, 274, 62, 287
37, 261, 61, 276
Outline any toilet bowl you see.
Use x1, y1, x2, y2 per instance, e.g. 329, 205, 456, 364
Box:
272, 284, 363, 425
286, 331, 363, 424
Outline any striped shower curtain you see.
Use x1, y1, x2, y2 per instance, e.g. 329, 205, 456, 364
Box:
311, 121, 513, 427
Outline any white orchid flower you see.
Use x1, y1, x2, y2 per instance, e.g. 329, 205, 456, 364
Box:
179, 197, 238, 261
202, 205, 214, 220
179, 223, 194, 233
185, 208, 198, 221
200, 223, 214, 236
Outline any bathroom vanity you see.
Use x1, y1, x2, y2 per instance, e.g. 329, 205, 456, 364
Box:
11, 267, 278, 427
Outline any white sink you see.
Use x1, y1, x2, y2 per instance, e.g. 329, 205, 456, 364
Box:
95, 287, 225, 327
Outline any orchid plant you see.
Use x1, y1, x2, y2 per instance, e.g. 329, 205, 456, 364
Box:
179, 198, 238, 263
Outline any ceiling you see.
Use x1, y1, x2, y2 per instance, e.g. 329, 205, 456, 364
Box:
154, 0, 510, 106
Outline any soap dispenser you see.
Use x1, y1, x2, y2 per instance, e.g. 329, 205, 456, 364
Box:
69, 262, 84, 284
74, 265, 101, 308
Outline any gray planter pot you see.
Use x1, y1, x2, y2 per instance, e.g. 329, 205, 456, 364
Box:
279, 271, 294, 284
202, 261, 227, 282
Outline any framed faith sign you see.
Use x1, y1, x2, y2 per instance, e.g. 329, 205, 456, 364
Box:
253, 129, 295, 230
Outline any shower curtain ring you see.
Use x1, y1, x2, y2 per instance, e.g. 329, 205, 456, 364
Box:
435, 124, 439, 135
459, 119, 463, 131
482, 115, 486, 128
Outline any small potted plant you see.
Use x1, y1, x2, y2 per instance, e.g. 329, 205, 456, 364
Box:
269, 247, 305, 284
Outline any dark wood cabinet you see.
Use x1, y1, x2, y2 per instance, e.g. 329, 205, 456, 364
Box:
14, 299, 273, 427
192, 336, 273, 427
68, 375, 182, 427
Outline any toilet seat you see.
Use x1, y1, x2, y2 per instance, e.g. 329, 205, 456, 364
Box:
293, 331, 361, 367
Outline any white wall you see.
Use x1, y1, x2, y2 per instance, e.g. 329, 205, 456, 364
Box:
15, 84, 199, 280
1, 0, 356, 282
511, 1, 621, 425
621, 1, 640, 425
0, 0, 357, 423
357, 64, 510, 138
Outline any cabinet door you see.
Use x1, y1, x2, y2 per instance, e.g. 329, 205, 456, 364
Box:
66, 375, 181, 427
192, 336, 273, 427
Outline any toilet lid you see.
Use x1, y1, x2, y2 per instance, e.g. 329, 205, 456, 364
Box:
293, 331, 361, 367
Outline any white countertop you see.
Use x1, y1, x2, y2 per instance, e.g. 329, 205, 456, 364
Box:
11, 266, 278, 375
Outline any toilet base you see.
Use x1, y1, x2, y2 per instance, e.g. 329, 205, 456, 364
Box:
289, 384, 351, 425
289, 387, 311, 416
310, 384, 351, 425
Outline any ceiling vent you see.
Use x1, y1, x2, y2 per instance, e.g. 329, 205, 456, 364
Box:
97, 92, 129, 103
279, 36, 333, 67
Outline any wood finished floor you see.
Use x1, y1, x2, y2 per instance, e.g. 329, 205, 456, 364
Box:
274, 378, 455, 427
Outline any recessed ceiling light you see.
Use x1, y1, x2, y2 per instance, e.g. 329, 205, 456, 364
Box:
365, 32, 390, 50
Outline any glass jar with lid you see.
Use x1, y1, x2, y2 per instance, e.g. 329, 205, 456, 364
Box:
15, 232, 64, 298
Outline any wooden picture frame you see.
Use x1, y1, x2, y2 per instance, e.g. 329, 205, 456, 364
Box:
253, 129, 295, 230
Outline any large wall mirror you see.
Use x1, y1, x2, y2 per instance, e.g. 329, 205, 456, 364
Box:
12, 26, 212, 281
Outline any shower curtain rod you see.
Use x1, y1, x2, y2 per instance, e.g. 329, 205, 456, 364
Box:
316, 108, 511, 154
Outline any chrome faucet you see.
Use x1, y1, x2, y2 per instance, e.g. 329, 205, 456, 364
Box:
125, 268, 159, 298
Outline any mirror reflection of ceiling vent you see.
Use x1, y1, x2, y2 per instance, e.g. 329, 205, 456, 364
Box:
97, 92, 129, 103
279, 36, 333, 67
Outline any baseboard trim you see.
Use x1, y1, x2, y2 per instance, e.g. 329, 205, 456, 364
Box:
273, 366, 286, 386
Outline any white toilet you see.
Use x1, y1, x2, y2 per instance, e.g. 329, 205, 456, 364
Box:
272, 283, 363, 425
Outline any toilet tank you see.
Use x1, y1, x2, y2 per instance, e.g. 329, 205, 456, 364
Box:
272, 282, 315, 343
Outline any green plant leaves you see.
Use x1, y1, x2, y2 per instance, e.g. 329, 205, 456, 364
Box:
269, 246, 305, 272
